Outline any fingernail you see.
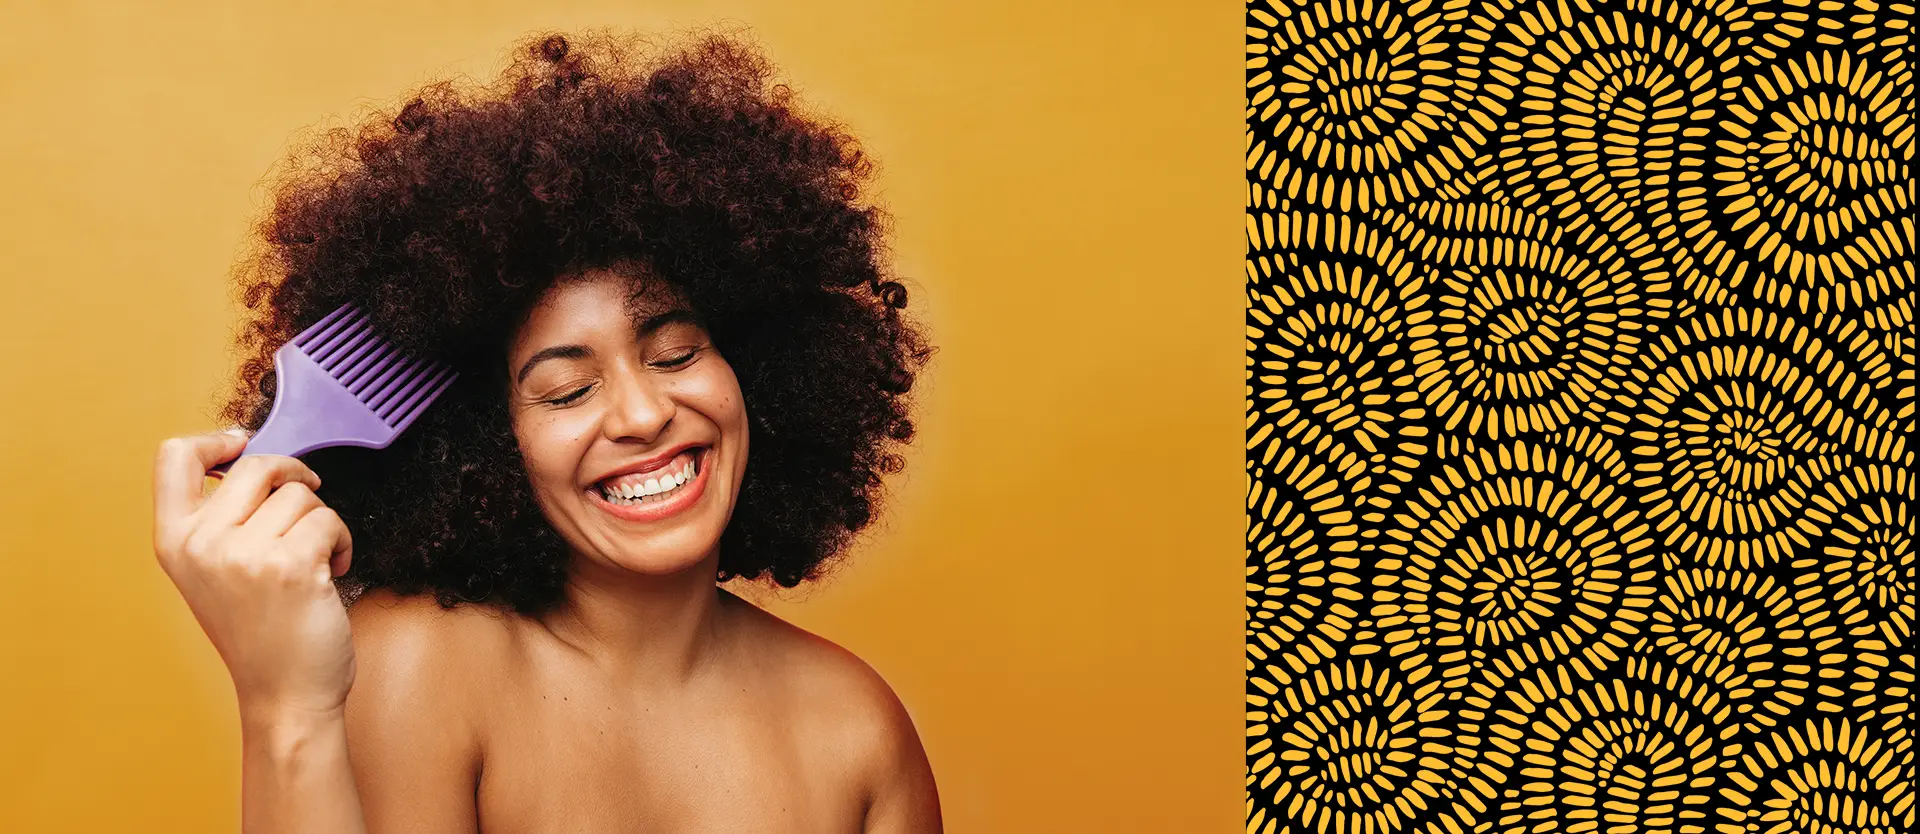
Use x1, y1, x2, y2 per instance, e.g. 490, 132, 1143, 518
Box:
224, 427, 249, 438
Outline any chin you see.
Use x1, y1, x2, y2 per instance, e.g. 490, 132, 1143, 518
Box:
571, 509, 727, 574
604, 548, 717, 576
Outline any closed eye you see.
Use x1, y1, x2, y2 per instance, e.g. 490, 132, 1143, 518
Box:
542, 350, 697, 406
658, 348, 701, 368
546, 385, 592, 406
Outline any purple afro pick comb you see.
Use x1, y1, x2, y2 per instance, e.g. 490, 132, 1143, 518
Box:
210, 302, 458, 476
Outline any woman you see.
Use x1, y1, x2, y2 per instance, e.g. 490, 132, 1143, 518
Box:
150, 29, 940, 833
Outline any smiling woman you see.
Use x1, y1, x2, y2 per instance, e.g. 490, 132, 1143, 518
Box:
506, 269, 749, 579
148, 27, 939, 834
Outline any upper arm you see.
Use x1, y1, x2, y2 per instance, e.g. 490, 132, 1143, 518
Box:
847, 663, 942, 834
343, 590, 484, 834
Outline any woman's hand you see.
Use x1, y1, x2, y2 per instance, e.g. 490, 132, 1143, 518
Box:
152, 429, 357, 724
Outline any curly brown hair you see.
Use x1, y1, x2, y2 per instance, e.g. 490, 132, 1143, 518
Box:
215, 29, 933, 617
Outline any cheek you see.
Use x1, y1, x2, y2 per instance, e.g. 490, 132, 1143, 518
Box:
671, 364, 747, 427
512, 410, 597, 484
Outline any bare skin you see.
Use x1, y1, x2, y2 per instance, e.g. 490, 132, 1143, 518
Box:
152, 263, 940, 832
344, 585, 932, 833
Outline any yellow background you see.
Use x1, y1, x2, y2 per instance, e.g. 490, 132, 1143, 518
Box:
0, 1, 1239, 830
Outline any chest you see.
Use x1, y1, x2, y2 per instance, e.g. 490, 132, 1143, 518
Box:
472, 682, 869, 834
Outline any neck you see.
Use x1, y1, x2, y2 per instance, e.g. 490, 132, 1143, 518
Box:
536, 548, 731, 690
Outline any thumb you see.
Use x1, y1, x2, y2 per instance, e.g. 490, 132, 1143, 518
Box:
222, 426, 253, 448
204, 427, 253, 480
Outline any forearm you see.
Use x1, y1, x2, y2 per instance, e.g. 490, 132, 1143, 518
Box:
241, 707, 368, 834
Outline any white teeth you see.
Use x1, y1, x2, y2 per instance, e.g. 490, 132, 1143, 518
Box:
597, 451, 701, 505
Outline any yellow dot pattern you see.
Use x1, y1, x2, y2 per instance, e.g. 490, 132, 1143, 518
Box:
1246, 1, 1914, 830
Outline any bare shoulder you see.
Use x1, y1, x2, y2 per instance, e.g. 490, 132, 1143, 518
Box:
342, 588, 502, 831
721, 590, 942, 831
348, 587, 512, 681
345, 587, 514, 729
722, 591, 902, 725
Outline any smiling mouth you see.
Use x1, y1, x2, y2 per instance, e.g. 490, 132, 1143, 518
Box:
591, 448, 705, 507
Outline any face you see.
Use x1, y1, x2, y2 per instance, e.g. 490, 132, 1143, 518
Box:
503, 266, 748, 577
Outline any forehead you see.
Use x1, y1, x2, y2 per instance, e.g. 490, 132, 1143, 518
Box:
512, 266, 687, 344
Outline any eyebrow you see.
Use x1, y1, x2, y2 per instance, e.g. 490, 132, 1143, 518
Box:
514, 308, 702, 385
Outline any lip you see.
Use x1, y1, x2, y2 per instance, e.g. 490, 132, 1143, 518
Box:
586, 442, 709, 487
586, 447, 710, 523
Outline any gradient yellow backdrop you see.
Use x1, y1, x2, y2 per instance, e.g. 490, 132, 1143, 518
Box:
0, 1, 1240, 830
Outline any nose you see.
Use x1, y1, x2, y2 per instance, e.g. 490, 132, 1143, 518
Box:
599, 362, 677, 443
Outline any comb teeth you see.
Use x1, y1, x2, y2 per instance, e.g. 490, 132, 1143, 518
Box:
381, 365, 458, 428
365, 356, 429, 414
294, 305, 362, 352
297, 303, 458, 428
307, 309, 392, 382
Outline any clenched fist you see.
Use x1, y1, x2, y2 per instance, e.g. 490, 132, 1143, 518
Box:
151, 429, 356, 724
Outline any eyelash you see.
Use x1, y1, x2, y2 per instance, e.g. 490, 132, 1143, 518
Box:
547, 388, 591, 406
543, 349, 701, 405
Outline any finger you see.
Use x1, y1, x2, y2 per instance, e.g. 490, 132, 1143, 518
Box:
243, 480, 326, 540
205, 428, 253, 481
283, 506, 353, 578
194, 454, 323, 533
153, 431, 251, 528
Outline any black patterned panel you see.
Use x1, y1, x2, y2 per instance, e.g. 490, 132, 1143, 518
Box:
1246, 1, 1915, 830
